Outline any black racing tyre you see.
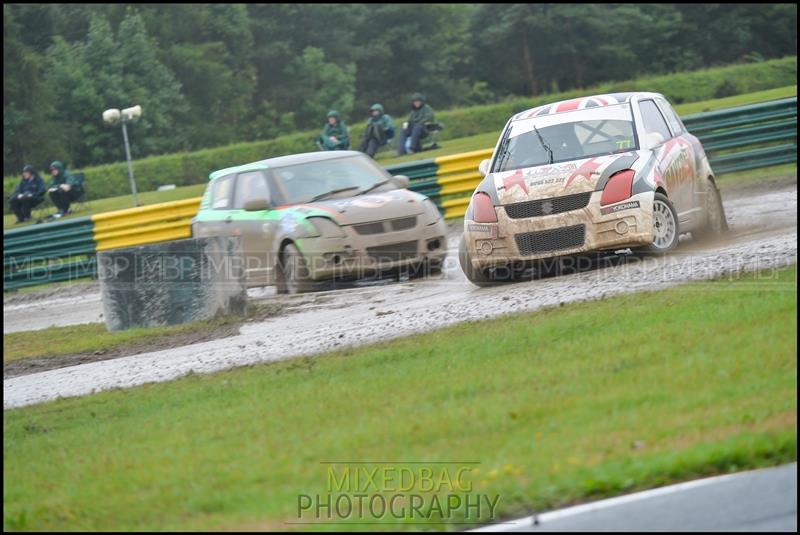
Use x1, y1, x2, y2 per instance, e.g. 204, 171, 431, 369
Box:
276, 243, 313, 294
643, 192, 680, 254
693, 178, 727, 241
459, 235, 496, 287
405, 257, 442, 279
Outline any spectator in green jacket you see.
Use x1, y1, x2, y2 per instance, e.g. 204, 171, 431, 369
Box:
315, 110, 350, 151
397, 92, 435, 155
47, 160, 83, 219
358, 103, 396, 158
9, 164, 46, 224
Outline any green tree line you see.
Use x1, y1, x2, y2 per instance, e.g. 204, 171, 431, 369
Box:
4, 3, 797, 175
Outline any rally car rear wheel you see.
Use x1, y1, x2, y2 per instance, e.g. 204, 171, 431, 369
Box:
277, 243, 313, 294
694, 178, 727, 241
645, 193, 679, 253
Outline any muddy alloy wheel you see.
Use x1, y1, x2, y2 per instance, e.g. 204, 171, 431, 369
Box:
277, 243, 312, 294
645, 192, 680, 253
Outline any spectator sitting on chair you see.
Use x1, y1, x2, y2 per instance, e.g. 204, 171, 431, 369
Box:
358, 103, 395, 158
47, 160, 82, 219
9, 164, 46, 224
397, 92, 435, 156
315, 110, 350, 151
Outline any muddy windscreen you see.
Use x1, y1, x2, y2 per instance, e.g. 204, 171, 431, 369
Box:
496, 104, 638, 172
268, 154, 393, 205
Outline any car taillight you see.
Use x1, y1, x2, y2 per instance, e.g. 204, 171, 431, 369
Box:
600, 169, 635, 206
472, 192, 497, 222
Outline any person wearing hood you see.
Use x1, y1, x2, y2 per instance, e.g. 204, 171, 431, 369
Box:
315, 110, 350, 151
47, 160, 83, 219
358, 103, 396, 158
397, 92, 435, 155
9, 164, 46, 223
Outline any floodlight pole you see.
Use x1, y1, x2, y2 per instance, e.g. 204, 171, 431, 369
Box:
120, 119, 139, 207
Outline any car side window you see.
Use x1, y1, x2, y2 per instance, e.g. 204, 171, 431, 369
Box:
639, 99, 673, 142
656, 98, 684, 136
211, 174, 235, 210
233, 171, 270, 209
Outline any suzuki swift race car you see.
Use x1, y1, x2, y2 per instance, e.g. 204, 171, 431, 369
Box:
192, 151, 447, 293
459, 92, 727, 285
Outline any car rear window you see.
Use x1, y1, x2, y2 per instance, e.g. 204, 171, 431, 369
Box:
210, 174, 235, 210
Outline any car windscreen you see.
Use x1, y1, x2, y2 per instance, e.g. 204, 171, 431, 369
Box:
268, 155, 393, 205
494, 104, 638, 172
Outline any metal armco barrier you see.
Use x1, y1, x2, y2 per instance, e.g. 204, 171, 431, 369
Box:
4, 217, 96, 290
4, 96, 797, 290
683, 97, 797, 174
436, 149, 494, 219
92, 197, 201, 251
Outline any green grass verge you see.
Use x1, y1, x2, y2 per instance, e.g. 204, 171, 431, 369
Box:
716, 163, 797, 186
3, 278, 90, 296
3, 183, 207, 229
3, 316, 235, 365
4, 265, 796, 531
375, 85, 799, 166
676, 85, 796, 115
3, 85, 796, 230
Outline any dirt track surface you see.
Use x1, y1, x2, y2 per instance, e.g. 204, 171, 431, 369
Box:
4, 179, 797, 409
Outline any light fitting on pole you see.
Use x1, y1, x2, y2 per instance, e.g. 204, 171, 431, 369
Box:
121, 105, 142, 121
102, 104, 143, 207
102, 108, 121, 124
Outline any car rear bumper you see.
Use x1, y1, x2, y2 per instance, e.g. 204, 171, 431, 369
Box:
297, 217, 448, 281
463, 191, 655, 269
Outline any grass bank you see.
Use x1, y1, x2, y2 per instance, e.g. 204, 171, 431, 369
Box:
3, 265, 796, 530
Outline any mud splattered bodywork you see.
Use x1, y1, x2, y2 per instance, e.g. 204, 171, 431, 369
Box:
463, 92, 720, 273
192, 151, 447, 288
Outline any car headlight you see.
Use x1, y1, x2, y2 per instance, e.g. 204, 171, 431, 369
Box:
422, 199, 442, 225
307, 216, 346, 238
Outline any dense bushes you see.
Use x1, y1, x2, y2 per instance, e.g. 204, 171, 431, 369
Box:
4, 56, 795, 206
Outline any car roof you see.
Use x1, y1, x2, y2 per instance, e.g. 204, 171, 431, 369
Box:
208, 150, 365, 181
512, 92, 665, 121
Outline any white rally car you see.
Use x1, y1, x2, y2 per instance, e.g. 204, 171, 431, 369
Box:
459, 92, 727, 285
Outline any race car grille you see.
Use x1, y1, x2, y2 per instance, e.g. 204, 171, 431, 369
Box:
514, 224, 585, 255
367, 240, 419, 262
504, 192, 592, 219
390, 216, 417, 231
353, 222, 385, 235
354, 216, 418, 235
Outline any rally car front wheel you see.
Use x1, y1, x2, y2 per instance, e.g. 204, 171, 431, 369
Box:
643, 192, 680, 253
277, 243, 313, 294
459, 235, 498, 287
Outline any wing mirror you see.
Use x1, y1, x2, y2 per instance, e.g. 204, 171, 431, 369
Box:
392, 175, 410, 189
243, 198, 270, 211
478, 159, 491, 177
645, 132, 665, 150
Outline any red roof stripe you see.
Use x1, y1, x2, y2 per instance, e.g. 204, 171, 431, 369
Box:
556, 98, 583, 113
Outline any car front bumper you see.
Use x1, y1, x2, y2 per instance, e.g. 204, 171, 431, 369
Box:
297, 217, 448, 281
463, 191, 656, 270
